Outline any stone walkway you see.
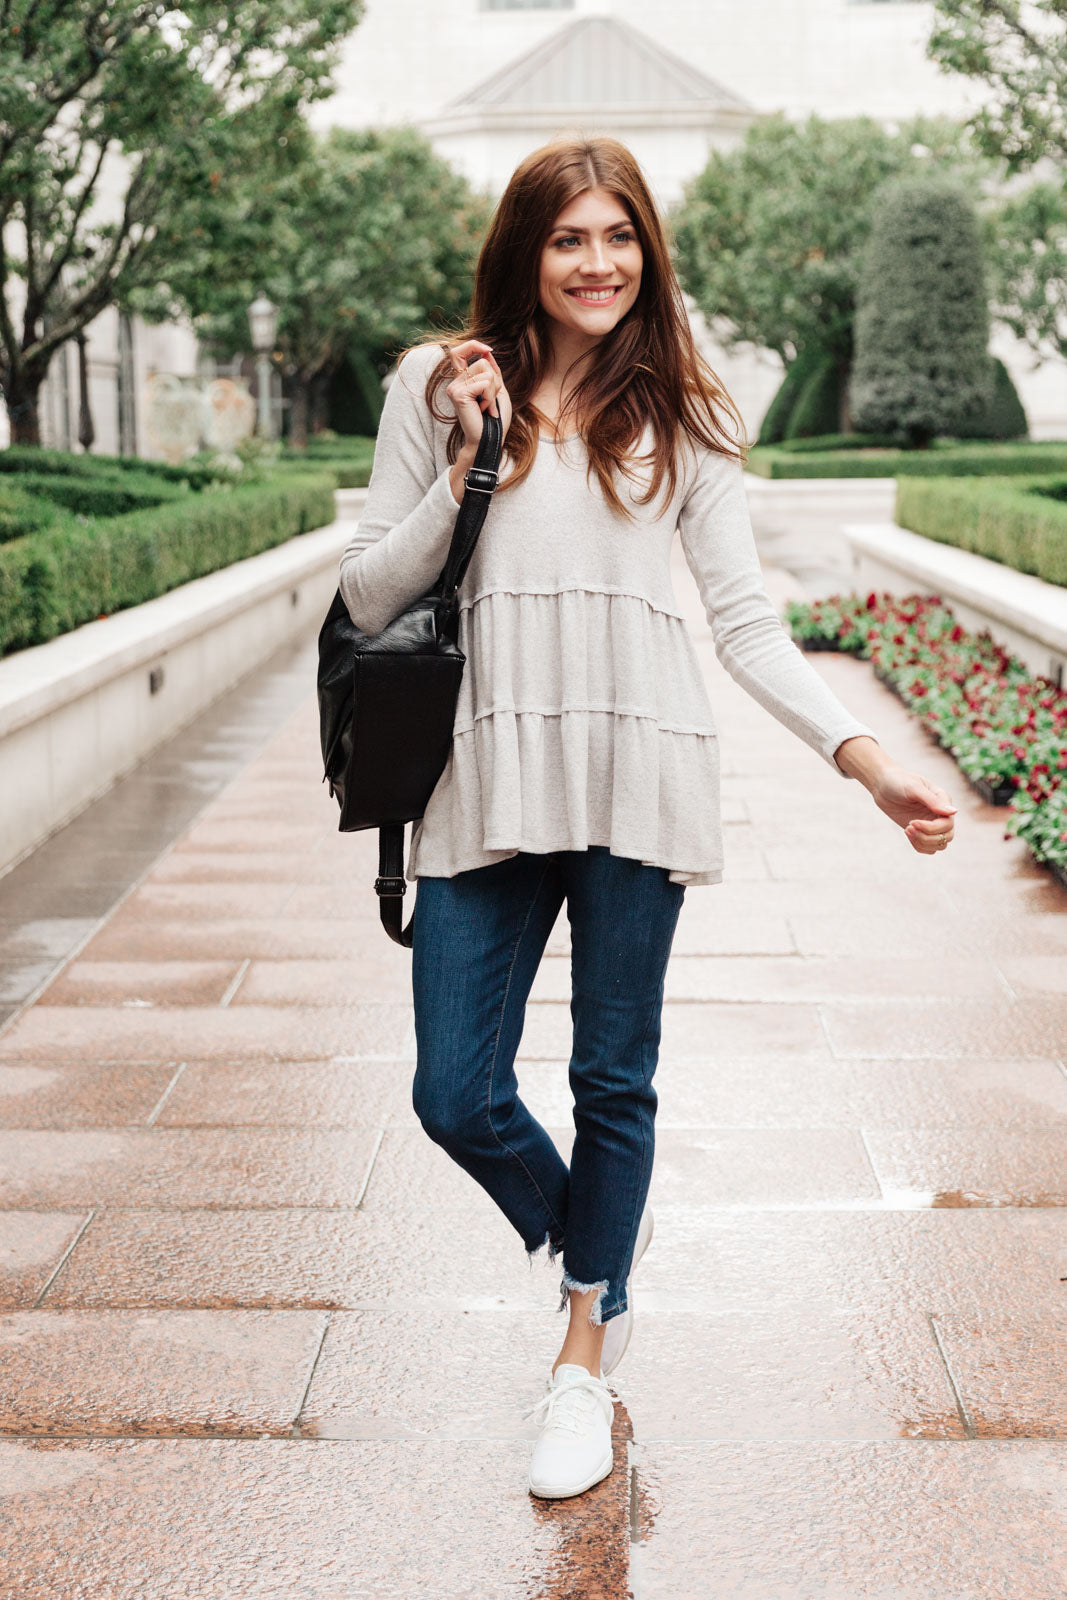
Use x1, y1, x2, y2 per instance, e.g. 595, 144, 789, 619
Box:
1, 537, 1065, 1599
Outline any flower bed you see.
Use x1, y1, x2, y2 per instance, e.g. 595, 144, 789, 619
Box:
783, 589, 1067, 877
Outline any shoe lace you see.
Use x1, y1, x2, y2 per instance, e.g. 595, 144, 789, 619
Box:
523, 1374, 608, 1438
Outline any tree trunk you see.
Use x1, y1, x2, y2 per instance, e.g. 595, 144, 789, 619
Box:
836, 357, 852, 435
76, 334, 95, 453
310, 371, 331, 436
288, 378, 310, 451
4, 369, 43, 445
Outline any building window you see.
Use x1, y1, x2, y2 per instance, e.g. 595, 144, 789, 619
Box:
117, 312, 138, 457
480, 1, 574, 10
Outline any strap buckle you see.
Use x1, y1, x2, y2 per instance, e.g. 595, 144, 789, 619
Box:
463, 465, 498, 495
374, 875, 407, 898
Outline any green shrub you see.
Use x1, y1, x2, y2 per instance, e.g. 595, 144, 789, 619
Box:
950, 357, 1029, 442
746, 441, 1067, 479
895, 474, 1067, 587
775, 432, 903, 453
0, 483, 65, 544
784, 355, 843, 440
756, 351, 825, 446
13, 472, 187, 518
284, 435, 376, 462
0, 472, 335, 656
0, 446, 224, 490
273, 456, 372, 489
851, 175, 993, 446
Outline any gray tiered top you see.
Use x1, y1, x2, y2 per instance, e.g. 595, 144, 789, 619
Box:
339, 343, 878, 886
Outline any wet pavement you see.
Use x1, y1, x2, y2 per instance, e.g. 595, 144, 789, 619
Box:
1, 538, 1065, 1598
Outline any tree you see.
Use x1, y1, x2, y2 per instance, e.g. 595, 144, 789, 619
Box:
986, 180, 1067, 362
850, 176, 993, 447
672, 113, 988, 431
0, 0, 363, 444
927, 1, 1067, 169
175, 127, 490, 448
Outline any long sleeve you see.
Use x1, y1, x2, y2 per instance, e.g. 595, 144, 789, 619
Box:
677, 446, 879, 778
338, 345, 463, 637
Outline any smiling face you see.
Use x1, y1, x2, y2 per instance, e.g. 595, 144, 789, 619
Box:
538, 185, 643, 350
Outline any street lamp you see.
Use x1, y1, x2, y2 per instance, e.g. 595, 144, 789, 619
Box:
247, 294, 278, 438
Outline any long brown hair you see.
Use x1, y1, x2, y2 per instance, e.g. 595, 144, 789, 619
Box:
397, 135, 749, 520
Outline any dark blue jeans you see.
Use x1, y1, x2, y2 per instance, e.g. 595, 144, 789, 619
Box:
410, 846, 686, 1326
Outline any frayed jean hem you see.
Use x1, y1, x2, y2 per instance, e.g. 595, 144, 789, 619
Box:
556, 1268, 625, 1327
525, 1229, 565, 1268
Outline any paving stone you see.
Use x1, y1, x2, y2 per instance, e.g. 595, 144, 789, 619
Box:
862, 1129, 1067, 1208
39, 960, 241, 1008
0, 1129, 382, 1208
515, 1055, 1067, 1129
0, 1310, 327, 1435
529, 953, 1003, 1003
822, 998, 1067, 1059
301, 1306, 963, 1442
633, 1206, 1067, 1317
0, 1063, 175, 1127
365, 1127, 881, 1211
233, 958, 413, 1006
301, 1309, 568, 1439
0, 1003, 413, 1062
518, 1000, 831, 1060
39, 1206, 557, 1311
621, 1306, 964, 1440
0, 1437, 624, 1600
81, 916, 393, 963
147, 851, 348, 884
156, 1059, 417, 1128
628, 1441, 1067, 1599
115, 882, 296, 920
0, 1213, 88, 1308
933, 1312, 1067, 1438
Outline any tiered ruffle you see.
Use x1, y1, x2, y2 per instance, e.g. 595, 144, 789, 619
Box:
407, 589, 725, 886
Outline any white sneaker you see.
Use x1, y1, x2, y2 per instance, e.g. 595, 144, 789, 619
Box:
600, 1204, 654, 1378
525, 1363, 615, 1500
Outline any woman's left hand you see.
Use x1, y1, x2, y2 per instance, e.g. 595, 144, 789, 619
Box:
871, 764, 958, 855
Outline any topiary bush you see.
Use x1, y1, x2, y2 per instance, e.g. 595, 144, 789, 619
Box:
756, 350, 826, 445
784, 355, 844, 440
850, 175, 993, 447
950, 357, 1028, 441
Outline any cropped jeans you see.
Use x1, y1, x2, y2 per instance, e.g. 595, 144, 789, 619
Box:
410, 846, 686, 1326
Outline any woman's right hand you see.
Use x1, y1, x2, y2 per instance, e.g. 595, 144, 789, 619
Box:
446, 339, 513, 453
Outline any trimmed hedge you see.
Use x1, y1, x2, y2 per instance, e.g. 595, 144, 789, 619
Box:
12, 472, 186, 518
746, 441, 1067, 479
273, 456, 372, 489
0, 446, 222, 490
0, 472, 335, 656
894, 474, 1067, 588
0, 482, 65, 544
774, 432, 903, 454
284, 435, 376, 462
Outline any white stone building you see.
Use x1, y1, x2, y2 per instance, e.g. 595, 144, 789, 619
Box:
20, 0, 1067, 449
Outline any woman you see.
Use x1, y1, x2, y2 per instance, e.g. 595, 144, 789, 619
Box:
339, 136, 956, 1502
